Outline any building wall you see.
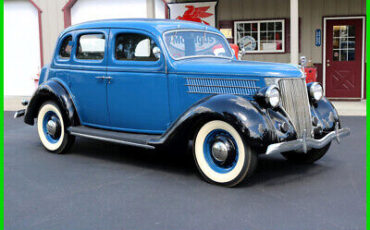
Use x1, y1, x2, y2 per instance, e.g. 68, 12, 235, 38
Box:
32, 0, 68, 64
218, 0, 290, 63
218, 0, 366, 64
9, 0, 367, 67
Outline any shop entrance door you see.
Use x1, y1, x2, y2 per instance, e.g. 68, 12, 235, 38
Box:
324, 18, 364, 98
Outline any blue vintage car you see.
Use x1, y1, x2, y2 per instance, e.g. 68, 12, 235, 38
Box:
16, 19, 350, 187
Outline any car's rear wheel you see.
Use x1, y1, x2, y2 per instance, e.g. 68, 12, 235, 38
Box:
281, 143, 331, 164
37, 101, 75, 154
193, 120, 257, 187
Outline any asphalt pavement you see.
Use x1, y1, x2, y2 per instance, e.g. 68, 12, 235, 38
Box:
4, 111, 365, 230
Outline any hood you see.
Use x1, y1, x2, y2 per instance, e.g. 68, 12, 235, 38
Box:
169, 58, 303, 78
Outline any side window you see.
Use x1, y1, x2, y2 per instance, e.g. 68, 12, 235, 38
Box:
76, 34, 105, 60
59, 35, 73, 59
115, 33, 159, 61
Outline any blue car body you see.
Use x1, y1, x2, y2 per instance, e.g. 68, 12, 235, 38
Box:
21, 19, 349, 157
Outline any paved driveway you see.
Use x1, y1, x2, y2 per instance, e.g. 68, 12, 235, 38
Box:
4, 112, 365, 230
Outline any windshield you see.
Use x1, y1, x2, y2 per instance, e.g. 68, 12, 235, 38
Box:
164, 30, 233, 60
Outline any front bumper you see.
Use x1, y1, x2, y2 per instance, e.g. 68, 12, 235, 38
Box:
265, 124, 350, 155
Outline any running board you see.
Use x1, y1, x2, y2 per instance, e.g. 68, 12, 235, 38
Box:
68, 126, 161, 149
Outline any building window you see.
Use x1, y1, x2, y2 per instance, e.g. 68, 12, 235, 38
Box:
115, 33, 159, 61
234, 19, 285, 53
332, 25, 355, 61
76, 34, 105, 60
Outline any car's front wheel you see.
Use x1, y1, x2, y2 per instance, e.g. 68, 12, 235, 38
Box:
37, 101, 75, 154
193, 120, 257, 187
281, 143, 331, 164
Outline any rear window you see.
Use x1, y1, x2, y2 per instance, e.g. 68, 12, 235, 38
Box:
59, 35, 72, 59
76, 34, 105, 60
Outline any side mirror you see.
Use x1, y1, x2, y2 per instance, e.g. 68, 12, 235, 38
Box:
152, 47, 161, 59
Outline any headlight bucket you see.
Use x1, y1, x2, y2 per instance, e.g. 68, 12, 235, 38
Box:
255, 85, 281, 108
307, 82, 323, 102
266, 85, 280, 108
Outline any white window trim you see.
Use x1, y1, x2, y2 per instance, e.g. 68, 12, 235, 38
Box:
234, 19, 285, 53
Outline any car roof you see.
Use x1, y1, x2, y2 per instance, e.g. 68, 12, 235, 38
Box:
62, 18, 220, 35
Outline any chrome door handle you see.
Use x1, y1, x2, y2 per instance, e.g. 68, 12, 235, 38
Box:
96, 76, 112, 80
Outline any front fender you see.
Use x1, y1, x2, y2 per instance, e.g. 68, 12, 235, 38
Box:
24, 80, 79, 126
311, 96, 340, 134
149, 94, 276, 151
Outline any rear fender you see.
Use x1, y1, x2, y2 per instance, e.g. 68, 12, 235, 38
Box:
24, 80, 79, 126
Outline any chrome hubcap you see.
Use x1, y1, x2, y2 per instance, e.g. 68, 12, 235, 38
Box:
45, 115, 61, 139
209, 135, 236, 167
211, 141, 229, 162
46, 120, 57, 136
204, 129, 239, 173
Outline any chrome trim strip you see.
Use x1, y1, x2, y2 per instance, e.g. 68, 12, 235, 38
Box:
185, 84, 260, 89
264, 75, 306, 86
186, 91, 256, 96
187, 77, 259, 81
265, 127, 350, 155
69, 132, 156, 150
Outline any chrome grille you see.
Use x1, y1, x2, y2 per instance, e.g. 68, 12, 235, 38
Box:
279, 78, 312, 138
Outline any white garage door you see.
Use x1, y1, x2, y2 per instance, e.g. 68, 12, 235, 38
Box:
4, 0, 41, 96
71, 0, 148, 25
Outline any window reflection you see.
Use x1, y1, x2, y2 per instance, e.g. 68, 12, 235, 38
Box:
332, 25, 355, 61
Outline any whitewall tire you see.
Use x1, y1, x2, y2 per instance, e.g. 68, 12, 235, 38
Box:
37, 101, 74, 154
193, 120, 257, 187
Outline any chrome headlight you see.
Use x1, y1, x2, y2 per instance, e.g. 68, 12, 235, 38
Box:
265, 85, 281, 108
308, 82, 323, 101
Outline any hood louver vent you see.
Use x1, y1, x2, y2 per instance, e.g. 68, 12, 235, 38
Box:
185, 77, 260, 96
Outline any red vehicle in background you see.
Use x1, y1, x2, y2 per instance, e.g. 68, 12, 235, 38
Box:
229, 44, 239, 59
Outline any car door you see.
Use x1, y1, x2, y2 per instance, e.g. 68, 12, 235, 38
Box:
107, 29, 170, 134
69, 29, 110, 127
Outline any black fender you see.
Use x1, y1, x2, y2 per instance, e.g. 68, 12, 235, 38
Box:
24, 80, 79, 126
149, 94, 279, 152
310, 96, 340, 136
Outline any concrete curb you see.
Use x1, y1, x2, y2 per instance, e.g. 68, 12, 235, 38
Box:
331, 101, 366, 116
4, 96, 31, 112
